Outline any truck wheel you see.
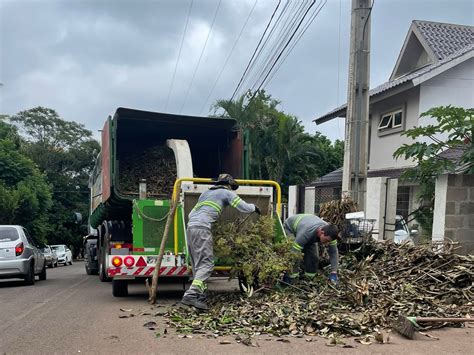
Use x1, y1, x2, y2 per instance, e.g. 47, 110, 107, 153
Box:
24, 263, 35, 285
99, 249, 111, 282
112, 280, 128, 297
39, 264, 47, 281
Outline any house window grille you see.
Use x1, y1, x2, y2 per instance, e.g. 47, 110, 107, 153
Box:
396, 186, 411, 222
378, 108, 403, 131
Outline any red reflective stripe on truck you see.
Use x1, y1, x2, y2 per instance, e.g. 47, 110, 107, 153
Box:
133, 267, 144, 275
144, 267, 154, 276
166, 266, 177, 276
133, 248, 145, 252
178, 267, 188, 276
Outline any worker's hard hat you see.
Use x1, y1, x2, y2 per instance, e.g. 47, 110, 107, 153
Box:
215, 173, 239, 190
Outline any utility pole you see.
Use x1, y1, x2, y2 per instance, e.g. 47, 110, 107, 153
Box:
342, 0, 372, 210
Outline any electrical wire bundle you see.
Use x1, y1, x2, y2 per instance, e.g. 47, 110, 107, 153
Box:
231, 0, 327, 102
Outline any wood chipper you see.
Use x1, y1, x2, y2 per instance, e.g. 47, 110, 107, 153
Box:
87, 107, 286, 297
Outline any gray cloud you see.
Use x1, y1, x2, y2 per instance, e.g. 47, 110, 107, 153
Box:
1, 0, 472, 142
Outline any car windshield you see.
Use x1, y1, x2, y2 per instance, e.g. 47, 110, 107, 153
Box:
42, 247, 51, 253
0, 227, 20, 243
52, 245, 65, 252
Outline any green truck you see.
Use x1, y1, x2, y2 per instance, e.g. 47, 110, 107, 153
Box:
87, 108, 284, 297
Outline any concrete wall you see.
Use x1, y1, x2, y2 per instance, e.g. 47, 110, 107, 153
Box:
304, 187, 315, 214
288, 185, 298, 218
432, 174, 474, 255
365, 177, 398, 241
419, 58, 474, 119
368, 86, 420, 170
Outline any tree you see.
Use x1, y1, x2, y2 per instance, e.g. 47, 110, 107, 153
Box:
10, 107, 100, 254
0, 119, 52, 242
213, 91, 343, 192
393, 105, 473, 235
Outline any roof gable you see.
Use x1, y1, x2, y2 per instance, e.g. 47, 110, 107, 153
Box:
415, 20, 473, 60
390, 20, 473, 80
314, 20, 473, 125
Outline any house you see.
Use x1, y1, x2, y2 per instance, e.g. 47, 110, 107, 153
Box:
313, 20, 473, 243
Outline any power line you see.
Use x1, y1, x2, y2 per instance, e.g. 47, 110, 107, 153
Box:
180, 0, 222, 114
262, 0, 326, 89
238, 0, 292, 98
250, 0, 318, 98
248, 0, 305, 94
164, 0, 194, 112
199, 0, 258, 115
230, 0, 282, 102
251, 1, 314, 91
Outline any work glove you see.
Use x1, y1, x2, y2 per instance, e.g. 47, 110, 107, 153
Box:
328, 272, 338, 284
254, 206, 261, 215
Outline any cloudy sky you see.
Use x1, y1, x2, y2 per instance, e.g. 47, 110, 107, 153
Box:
0, 0, 472, 141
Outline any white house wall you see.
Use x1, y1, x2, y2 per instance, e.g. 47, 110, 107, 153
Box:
419, 57, 474, 143
368, 86, 420, 170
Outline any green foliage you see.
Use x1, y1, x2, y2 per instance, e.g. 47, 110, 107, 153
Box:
213, 91, 343, 191
0, 120, 52, 242
213, 216, 301, 286
9, 107, 100, 253
393, 105, 473, 235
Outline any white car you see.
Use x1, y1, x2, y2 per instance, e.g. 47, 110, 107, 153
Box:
50, 245, 73, 265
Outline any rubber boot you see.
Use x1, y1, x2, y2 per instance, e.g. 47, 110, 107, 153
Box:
181, 294, 209, 311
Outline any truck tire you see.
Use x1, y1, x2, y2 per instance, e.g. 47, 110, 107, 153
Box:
85, 264, 92, 275
39, 264, 47, 281
24, 263, 35, 285
112, 280, 128, 297
99, 248, 111, 282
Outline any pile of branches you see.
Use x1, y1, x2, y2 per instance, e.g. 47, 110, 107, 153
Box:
319, 198, 359, 233
166, 241, 473, 337
213, 216, 300, 287
118, 145, 176, 197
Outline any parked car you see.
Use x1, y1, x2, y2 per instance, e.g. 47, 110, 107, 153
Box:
41, 245, 58, 268
0, 225, 47, 284
51, 244, 73, 265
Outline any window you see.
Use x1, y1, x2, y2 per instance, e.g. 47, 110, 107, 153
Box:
378, 109, 403, 131
0, 227, 20, 242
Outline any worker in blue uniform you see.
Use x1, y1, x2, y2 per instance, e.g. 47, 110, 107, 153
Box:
181, 174, 260, 310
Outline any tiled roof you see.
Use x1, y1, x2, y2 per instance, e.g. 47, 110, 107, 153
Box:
314, 20, 474, 124
311, 167, 342, 187
312, 167, 408, 188
414, 20, 474, 60
311, 148, 466, 188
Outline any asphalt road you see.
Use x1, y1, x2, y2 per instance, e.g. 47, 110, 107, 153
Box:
0, 262, 472, 354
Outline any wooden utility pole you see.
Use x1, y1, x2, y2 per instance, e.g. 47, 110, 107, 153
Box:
342, 0, 372, 210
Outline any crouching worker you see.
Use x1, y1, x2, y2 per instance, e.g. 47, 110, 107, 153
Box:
283, 214, 339, 284
181, 174, 260, 310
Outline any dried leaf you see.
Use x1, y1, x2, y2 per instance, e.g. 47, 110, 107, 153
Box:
143, 321, 157, 330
